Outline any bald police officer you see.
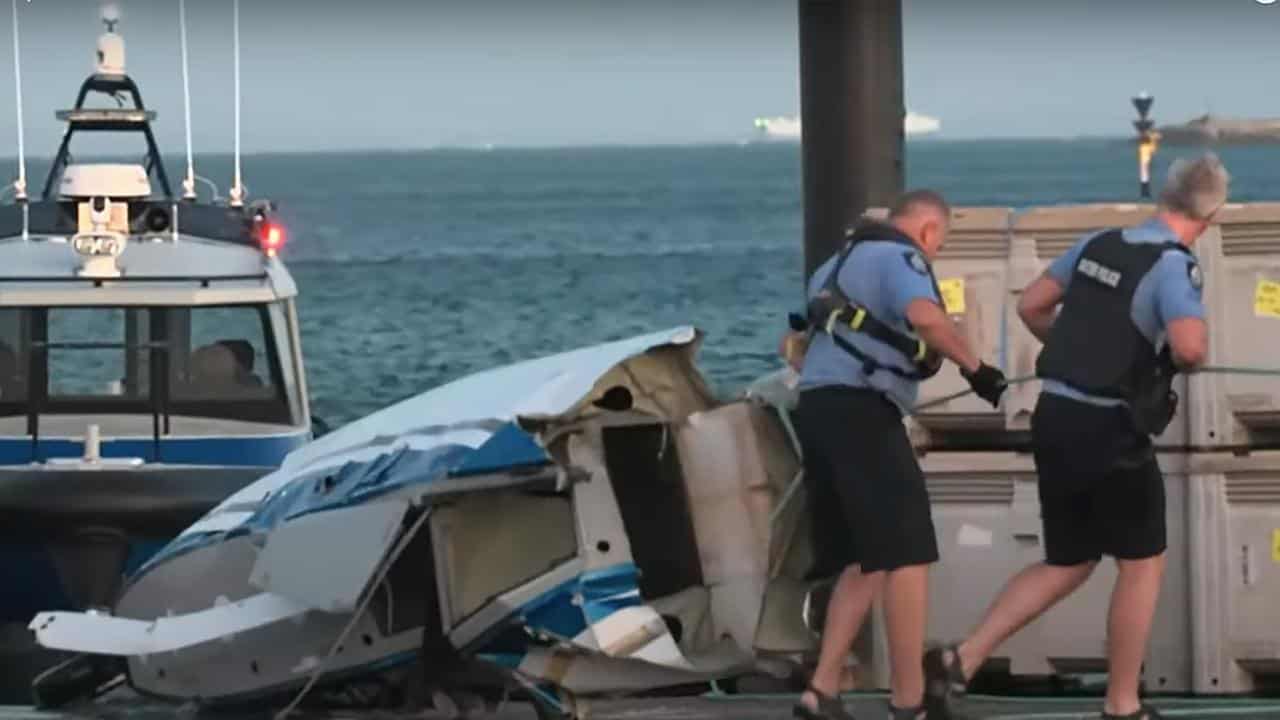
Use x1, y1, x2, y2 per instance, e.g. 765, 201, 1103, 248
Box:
791, 189, 1007, 720
923, 154, 1227, 720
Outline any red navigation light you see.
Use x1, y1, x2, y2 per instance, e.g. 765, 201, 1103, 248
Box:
259, 222, 285, 257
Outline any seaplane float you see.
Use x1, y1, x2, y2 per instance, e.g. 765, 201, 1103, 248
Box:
0, 0, 317, 675
29, 326, 830, 718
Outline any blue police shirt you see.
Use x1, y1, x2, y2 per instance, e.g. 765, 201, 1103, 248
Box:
797, 239, 941, 414
1040, 217, 1206, 407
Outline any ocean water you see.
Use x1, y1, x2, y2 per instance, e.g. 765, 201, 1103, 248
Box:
13, 140, 1280, 427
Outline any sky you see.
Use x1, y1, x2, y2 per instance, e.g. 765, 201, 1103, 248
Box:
0, 0, 1279, 153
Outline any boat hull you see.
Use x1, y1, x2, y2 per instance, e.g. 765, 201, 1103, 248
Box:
0, 465, 276, 622
0, 430, 309, 624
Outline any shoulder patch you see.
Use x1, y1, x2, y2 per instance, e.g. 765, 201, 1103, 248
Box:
1187, 260, 1203, 291
904, 251, 929, 277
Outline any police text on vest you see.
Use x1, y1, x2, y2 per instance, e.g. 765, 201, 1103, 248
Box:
1076, 258, 1121, 288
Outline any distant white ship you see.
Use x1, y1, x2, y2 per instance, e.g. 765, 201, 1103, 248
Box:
753, 111, 941, 140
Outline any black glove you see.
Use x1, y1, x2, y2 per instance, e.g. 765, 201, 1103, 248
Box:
961, 362, 1008, 408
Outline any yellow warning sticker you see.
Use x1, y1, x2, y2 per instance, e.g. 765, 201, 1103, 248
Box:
938, 278, 966, 316
1273, 529, 1280, 564
1256, 280, 1280, 319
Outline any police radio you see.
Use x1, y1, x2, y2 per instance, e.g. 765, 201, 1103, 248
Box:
1131, 347, 1180, 437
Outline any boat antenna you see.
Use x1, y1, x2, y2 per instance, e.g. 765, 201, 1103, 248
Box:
228, 0, 244, 207
9, 0, 27, 204
178, 0, 196, 200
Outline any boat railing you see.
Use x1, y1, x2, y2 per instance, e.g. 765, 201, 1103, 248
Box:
0, 199, 268, 249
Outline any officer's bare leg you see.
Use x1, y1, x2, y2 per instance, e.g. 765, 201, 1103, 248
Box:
803, 564, 886, 708
953, 561, 1097, 679
883, 563, 929, 709
1104, 553, 1166, 716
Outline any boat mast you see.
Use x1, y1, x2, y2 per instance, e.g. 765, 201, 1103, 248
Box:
228, 0, 244, 207
178, 0, 197, 200
9, 0, 26, 205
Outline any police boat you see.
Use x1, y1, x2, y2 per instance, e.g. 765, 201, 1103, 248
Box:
0, 4, 314, 637
28, 327, 821, 718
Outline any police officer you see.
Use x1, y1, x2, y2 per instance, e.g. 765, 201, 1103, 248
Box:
790, 189, 1007, 720
923, 154, 1226, 720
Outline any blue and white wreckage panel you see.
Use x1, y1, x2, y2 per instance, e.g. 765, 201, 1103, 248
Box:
30, 326, 818, 707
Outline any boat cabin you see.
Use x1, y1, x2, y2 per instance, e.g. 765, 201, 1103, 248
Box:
0, 29, 310, 465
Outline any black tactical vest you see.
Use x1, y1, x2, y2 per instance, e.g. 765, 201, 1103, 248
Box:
1035, 229, 1190, 401
800, 221, 944, 380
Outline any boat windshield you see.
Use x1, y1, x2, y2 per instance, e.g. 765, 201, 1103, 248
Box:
0, 303, 300, 427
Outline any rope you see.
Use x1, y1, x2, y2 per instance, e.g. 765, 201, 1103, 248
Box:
909, 375, 1038, 415
767, 363, 1280, 532
1198, 364, 1280, 378
177, 0, 196, 200
383, 577, 394, 635
194, 175, 222, 202
9, 0, 26, 202
906, 365, 1280, 416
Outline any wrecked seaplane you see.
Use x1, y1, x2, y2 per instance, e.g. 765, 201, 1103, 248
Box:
28, 326, 827, 717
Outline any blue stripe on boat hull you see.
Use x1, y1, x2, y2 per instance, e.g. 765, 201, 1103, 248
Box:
0, 433, 308, 466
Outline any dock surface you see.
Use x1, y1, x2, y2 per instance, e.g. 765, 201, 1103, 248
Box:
5, 694, 1280, 720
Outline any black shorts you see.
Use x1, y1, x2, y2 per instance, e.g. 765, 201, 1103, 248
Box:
795, 386, 939, 576
1031, 392, 1167, 566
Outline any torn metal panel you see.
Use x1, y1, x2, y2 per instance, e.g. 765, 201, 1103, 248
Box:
494, 636, 753, 695
674, 402, 802, 650
448, 559, 586, 650
430, 492, 577, 627
29, 593, 309, 656
566, 431, 636, 573
248, 499, 410, 613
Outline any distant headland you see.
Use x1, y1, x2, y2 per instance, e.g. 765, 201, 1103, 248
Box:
1156, 114, 1280, 145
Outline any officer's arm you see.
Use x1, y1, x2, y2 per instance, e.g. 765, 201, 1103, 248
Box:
1157, 256, 1209, 369
889, 250, 982, 372
1017, 273, 1065, 344
1017, 237, 1085, 343
906, 299, 981, 373
1167, 318, 1207, 369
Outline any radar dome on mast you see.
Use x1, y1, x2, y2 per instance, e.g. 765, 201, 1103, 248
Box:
96, 3, 125, 77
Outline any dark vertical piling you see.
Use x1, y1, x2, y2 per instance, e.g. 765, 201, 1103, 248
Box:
798, 0, 905, 280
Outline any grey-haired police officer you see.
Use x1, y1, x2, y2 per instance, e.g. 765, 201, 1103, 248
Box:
924, 154, 1227, 720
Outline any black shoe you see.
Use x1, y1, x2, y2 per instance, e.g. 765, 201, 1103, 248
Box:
922, 643, 966, 720
792, 685, 857, 720
1101, 704, 1163, 719
889, 702, 926, 720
